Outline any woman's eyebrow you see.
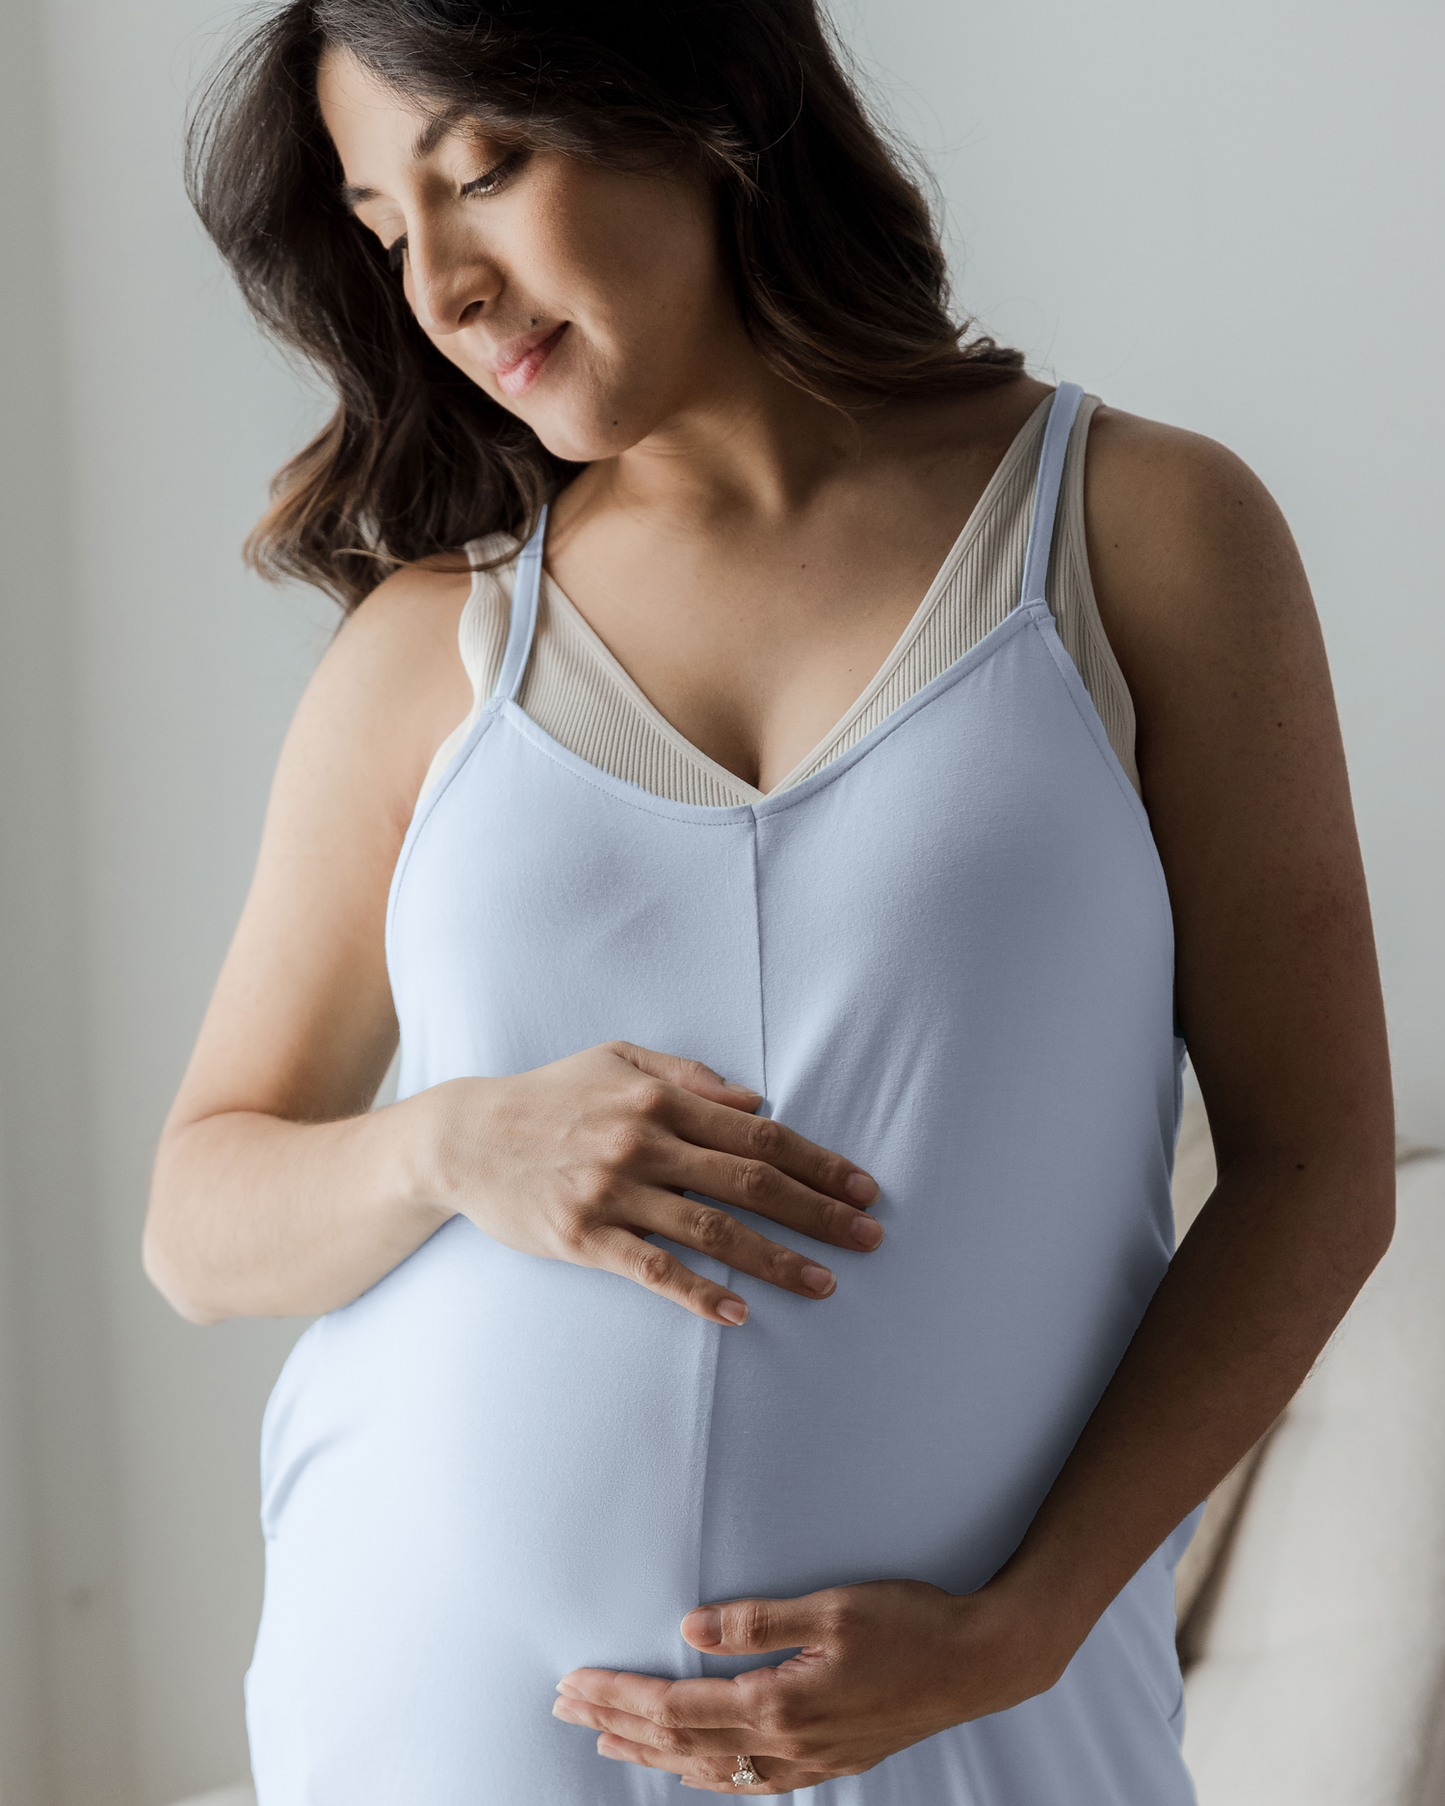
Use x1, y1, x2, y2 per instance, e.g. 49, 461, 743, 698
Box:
411, 104, 472, 161
338, 105, 478, 213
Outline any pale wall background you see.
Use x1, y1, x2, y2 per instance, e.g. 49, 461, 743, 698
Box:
0, 0, 1439, 1801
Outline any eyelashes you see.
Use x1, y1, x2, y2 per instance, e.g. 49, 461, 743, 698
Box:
462, 147, 527, 198
384, 148, 528, 275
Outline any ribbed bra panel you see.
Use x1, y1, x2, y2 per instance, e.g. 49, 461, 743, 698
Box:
417, 391, 1139, 808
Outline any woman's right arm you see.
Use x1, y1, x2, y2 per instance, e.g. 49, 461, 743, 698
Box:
145, 570, 881, 1327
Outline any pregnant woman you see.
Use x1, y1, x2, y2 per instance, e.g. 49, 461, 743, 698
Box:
146, 1, 1395, 1799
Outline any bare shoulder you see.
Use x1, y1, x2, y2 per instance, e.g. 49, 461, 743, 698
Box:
1078, 408, 1389, 1181
163, 560, 481, 1133
1075, 402, 1350, 919
322, 562, 474, 707
290, 562, 476, 841
1075, 405, 1326, 746
1081, 405, 1307, 646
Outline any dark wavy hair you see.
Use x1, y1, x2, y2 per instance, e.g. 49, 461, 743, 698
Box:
187, 0, 1024, 609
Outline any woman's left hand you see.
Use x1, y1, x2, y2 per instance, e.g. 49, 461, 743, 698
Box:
552, 1577, 1074, 1793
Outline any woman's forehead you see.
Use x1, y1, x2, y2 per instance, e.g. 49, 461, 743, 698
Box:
318, 45, 428, 138
318, 46, 493, 186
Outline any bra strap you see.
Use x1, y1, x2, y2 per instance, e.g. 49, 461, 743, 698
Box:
500, 423, 1082, 696
1019, 383, 1084, 607
493, 505, 549, 704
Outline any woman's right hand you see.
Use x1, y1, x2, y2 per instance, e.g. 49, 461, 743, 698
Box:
421, 1041, 884, 1325
147, 583, 884, 1329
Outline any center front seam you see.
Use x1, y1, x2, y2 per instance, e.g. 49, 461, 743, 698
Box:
691, 810, 766, 1678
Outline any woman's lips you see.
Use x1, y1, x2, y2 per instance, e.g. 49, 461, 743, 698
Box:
494, 323, 568, 398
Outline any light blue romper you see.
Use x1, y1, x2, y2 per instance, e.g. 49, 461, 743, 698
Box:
246, 384, 1200, 1803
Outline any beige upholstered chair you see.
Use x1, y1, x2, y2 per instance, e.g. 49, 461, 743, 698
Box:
1174, 1095, 1445, 1805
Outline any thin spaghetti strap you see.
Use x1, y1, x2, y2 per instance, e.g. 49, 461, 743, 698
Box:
492, 506, 549, 703
1019, 383, 1084, 607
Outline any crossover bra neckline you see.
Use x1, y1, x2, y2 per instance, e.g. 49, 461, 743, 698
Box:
518, 389, 1059, 803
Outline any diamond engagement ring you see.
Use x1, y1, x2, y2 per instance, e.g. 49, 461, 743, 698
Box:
732, 1755, 761, 1786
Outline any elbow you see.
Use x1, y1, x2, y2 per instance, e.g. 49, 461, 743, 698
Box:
1357, 1154, 1397, 1274
1347, 1108, 1399, 1268
1213, 1132, 1398, 1290
142, 1231, 222, 1326
142, 1188, 226, 1327
1310, 1142, 1397, 1289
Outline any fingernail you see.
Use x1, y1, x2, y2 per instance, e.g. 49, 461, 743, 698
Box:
717, 1298, 748, 1325
723, 1077, 762, 1098
555, 1682, 584, 1698
800, 1262, 835, 1296
684, 1607, 722, 1646
552, 1701, 581, 1722
845, 1171, 878, 1203
850, 1214, 883, 1248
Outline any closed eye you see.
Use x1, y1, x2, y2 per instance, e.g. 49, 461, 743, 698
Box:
462, 148, 527, 198
384, 149, 527, 275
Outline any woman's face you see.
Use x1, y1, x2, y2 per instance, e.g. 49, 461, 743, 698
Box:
317, 46, 741, 463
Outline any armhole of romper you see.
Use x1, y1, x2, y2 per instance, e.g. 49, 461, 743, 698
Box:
412, 534, 518, 810
1048, 394, 1143, 798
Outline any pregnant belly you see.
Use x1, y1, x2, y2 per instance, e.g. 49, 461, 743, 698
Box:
261, 1216, 727, 1686
259, 1161, 1167, 1692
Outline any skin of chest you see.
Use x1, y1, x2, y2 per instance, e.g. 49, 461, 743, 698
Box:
542, 382, 1054, 792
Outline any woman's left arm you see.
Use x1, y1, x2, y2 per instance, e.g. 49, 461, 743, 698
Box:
551, 410, 1397, 1793
979, 405, 1396, 1630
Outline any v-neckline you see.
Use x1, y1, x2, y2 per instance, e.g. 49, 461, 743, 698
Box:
532, 392, 1054, 803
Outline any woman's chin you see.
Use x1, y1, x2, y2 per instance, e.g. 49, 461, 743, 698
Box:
524, 404, 645, 466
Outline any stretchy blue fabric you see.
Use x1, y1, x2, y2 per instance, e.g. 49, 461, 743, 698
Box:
246, 383, 1200, 1803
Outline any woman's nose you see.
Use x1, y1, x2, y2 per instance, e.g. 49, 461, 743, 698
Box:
406, 221, 499, 337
